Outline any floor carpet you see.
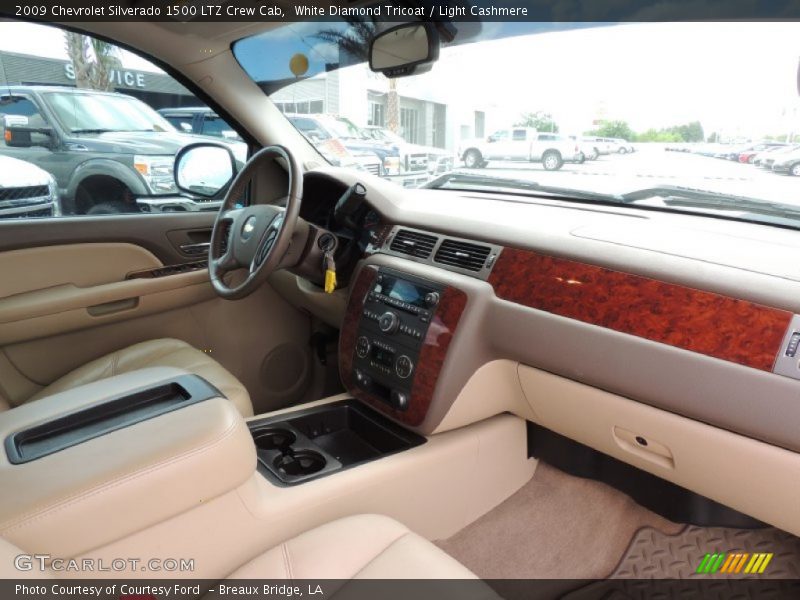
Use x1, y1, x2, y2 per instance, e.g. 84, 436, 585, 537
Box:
435, 461, 683, 580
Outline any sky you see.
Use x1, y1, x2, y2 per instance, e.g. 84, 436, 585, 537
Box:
2, 21, 799, 138
241, 21, 800, 138
0, 22, 162, 72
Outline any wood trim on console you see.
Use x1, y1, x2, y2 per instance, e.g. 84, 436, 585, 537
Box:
488, 248, 792, 371
340, 266, 468, 427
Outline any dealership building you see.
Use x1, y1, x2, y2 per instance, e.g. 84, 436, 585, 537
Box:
271, 63, 500, 152
0, 50, 198, 109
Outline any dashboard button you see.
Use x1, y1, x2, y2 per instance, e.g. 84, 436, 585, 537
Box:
356, 336, 370, 358
354, 369, 371, 388
425, 292, 440, 307
395, 355, 414, 379
378, 311, 400, 334
391, 390, 409, 411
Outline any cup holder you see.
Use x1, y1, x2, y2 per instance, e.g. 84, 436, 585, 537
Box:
272, 450, 326, 477
252, 427, 296, 451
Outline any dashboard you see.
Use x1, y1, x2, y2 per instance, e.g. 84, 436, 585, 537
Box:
293, 166, 800, 458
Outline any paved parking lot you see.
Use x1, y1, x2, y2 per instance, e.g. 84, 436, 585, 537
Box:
457, 146, 799, 205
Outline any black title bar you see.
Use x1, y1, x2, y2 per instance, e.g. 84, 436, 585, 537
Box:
3, 0, 800, 23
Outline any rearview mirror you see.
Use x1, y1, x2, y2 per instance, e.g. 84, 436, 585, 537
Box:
4, 126, 53, 148
174, 143, 237, 198
369, 23, 439, 78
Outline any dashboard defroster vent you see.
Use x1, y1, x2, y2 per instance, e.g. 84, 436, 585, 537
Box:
434, 239, 492, 272
389, 229, 438, 259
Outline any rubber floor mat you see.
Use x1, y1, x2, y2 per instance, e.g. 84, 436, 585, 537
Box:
607, 525, 800, 579
563, 526, 800, 600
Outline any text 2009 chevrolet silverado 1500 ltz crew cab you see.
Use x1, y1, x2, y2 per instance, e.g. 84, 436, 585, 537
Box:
1, 6, 800, 597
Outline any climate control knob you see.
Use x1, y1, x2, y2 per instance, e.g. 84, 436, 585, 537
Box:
378, 311, 400, 334
395, 355, 414, 379
355, 336, 370, 358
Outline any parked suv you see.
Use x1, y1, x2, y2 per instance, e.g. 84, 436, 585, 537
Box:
362, 125, 454, 177
0, 86, 237, 214
459, 127, 583, 170
287, 114, 398, 177
158, 106, 243, 142
0, 155, 59, 218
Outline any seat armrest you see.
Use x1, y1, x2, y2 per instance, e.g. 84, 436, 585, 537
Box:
0, 367, 256, 556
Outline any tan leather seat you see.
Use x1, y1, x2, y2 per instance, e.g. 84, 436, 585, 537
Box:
225, 514, 480, 579
27, 338, 253, 417
1, 515, 483, 582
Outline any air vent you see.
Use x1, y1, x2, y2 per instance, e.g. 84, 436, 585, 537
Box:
434, 239, 492, 272
389, 229, 438, 259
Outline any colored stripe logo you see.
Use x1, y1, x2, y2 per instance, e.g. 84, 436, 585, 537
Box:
696, 552, 773, 574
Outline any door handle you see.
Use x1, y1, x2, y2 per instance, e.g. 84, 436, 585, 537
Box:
179, 242, 210, 256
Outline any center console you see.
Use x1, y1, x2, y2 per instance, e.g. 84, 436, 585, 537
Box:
0, 367, 255, 557
340, 265, 467, 427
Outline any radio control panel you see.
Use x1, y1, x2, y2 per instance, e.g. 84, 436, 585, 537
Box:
351, 268, 443, 412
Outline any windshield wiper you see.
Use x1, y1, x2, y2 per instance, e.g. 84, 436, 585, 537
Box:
424, 171, 626, 203
425, 174, 800, 229
619, 185, 800, 220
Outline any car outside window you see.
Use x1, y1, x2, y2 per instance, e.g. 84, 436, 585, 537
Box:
0, 21, 247, 219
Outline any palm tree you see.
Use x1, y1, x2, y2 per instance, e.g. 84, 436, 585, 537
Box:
64, 32, 122, 91
315, 21, 400, 133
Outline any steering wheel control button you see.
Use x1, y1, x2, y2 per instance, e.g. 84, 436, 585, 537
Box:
395, 355, 414, 379
356, 336, 371, 358
378, 311, 400, 334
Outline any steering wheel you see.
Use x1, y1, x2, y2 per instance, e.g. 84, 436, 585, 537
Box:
208, 145, 302, 300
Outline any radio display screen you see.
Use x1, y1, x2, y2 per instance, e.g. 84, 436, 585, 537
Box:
381, 277, 427, 307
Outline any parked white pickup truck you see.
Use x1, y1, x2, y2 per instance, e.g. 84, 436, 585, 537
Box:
459, 127, 583, 170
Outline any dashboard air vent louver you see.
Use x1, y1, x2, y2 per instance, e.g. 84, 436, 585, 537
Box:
434, 239, 492, 272
389, 229, 438, 259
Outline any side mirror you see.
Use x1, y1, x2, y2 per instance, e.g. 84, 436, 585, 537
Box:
369, 23, 439, 78
174, 143, 237, 198
4, 126, 53, 148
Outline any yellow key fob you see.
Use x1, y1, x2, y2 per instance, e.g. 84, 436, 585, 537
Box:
324, 269, 337, 294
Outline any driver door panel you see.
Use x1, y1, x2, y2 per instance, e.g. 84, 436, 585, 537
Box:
0, 214, 318, 414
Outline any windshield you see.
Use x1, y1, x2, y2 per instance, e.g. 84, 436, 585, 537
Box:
233, 20, 800, 227
44, 91, 175, 133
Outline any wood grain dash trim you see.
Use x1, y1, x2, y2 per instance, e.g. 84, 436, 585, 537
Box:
488, 247, 791, 371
